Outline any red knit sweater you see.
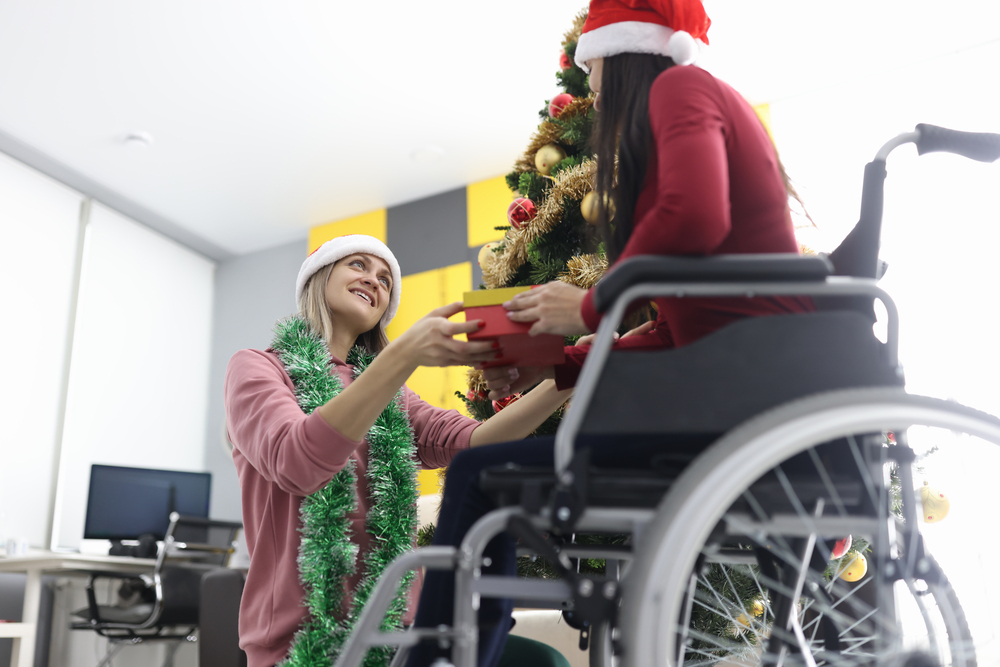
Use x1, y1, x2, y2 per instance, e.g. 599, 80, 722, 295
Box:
555, 66, 813, 389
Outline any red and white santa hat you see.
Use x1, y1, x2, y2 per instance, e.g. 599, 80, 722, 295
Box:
575, 0, 712, 72
296, 234, 402, 327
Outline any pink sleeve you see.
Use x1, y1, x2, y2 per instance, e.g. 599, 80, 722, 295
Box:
224, 349, 364, 497
403, 386, 479, 469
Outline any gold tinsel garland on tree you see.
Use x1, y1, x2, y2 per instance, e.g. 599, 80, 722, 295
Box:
558, 252, 608, 289
511, 96, 596, 174
482, 157, 597, 288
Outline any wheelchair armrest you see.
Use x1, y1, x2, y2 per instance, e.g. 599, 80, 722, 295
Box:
592, 254, 833, 313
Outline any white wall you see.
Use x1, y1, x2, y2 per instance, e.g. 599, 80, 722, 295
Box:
0, 151, 83, 550
52, 203, 215, 549
204, 239, 304, 524
770, 40, 1000, 657
771, 39, 1000, 414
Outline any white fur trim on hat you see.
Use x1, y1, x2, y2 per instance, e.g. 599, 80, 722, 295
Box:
296, 235, 402, 327
575, 21, 704, 72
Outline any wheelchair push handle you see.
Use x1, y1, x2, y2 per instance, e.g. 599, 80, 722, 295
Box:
914, 123, 1000, 162
876, 124, 1000, 163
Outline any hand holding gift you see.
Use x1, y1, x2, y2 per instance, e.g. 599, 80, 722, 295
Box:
464, 286, 566, 370
502, 280, 589, 336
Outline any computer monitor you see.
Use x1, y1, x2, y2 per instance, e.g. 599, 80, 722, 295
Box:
83, 464, 212, 542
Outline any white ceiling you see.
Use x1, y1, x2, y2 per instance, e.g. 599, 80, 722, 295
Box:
1, 0, 998, 259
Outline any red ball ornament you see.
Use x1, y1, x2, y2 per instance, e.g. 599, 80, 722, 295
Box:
549, 93, 575, 118
831, 535, 852, 559
492, 394, 521, 413
559, 52, 572, 71
507, 197, 537, 229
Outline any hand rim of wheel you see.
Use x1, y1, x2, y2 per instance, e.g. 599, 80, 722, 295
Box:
619, 387, 1000, 667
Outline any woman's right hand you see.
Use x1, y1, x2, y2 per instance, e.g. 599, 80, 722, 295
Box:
397, 302, 499, 367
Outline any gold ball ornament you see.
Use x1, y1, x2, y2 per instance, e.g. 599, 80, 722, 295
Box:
736, 599, 766, 628
838, 551, 868, 582
920, 482, 950, 523
580, 190, 615, 225
534, 143, 567, 176
478, 242, 499, 268
581, 191, 599, 224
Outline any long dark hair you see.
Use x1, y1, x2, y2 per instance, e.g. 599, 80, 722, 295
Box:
591, 53, 808, 263
592, 52, 677, 263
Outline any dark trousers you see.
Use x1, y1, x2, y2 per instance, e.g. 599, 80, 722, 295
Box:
405, 433, 715, 667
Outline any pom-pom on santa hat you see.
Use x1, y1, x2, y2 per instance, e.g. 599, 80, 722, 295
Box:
575, 0, 711, 72
296, 235, 402, 327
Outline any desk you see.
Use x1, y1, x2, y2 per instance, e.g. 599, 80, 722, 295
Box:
0, 552, 155, 667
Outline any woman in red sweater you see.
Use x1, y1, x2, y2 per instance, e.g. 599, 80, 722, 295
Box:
224, 235, 571, 667
406, 1, 812, 665
486, 3, 812, 396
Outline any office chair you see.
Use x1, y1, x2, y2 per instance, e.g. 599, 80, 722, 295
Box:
71, 512, 243, 667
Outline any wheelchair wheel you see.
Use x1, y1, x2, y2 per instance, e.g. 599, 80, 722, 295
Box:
618, 388, 1000, 667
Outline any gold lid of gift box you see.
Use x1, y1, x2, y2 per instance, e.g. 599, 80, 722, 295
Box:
463, 286, 532, 308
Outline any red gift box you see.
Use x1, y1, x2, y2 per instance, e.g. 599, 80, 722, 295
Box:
465, 287, 566, 368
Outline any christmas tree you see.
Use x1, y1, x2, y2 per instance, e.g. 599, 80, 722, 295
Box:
458, 11, 608, 429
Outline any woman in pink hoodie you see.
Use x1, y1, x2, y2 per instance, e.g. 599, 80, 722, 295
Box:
224, 234, 571, 667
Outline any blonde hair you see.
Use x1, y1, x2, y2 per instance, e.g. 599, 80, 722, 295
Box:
297, 262, 389, 355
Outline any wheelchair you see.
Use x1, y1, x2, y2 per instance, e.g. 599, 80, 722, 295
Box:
334, 124, 1000, 667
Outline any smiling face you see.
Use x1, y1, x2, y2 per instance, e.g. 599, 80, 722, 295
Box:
324, 253, 393, 336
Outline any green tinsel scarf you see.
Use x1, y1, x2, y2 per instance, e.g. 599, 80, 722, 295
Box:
271, 317, 418, 667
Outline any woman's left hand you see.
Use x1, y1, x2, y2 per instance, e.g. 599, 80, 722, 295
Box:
574, 320, 656, 347
504, 281, 590, 336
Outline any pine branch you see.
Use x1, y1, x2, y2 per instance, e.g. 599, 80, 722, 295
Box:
518, 171, 551, 202
557, 42, 590, 98
528, 256, 566, 285
453, 390, 495, 422
416, 523, 435, 548
550, 154, 586, 177
505, 171, 521, 192
552, 108, 594, 148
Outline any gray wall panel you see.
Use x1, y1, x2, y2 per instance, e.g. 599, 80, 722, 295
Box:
204, 239, 306, 523
387, 188, 468, 276
469, 246, 484, 291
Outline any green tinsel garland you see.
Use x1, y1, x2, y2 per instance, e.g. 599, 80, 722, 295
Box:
272, 317, 418, 667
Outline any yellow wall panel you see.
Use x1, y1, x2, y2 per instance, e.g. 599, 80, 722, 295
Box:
418, 469, 443, 497
753, 103, 773, 140
308, 209, 387, 254
386, 261, 472, 414
467, 175, 515, 248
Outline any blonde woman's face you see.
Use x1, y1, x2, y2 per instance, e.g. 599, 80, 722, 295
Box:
324, 253, 392, 333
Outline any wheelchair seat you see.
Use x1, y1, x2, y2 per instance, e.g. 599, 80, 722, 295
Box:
480, 308, 899, 518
